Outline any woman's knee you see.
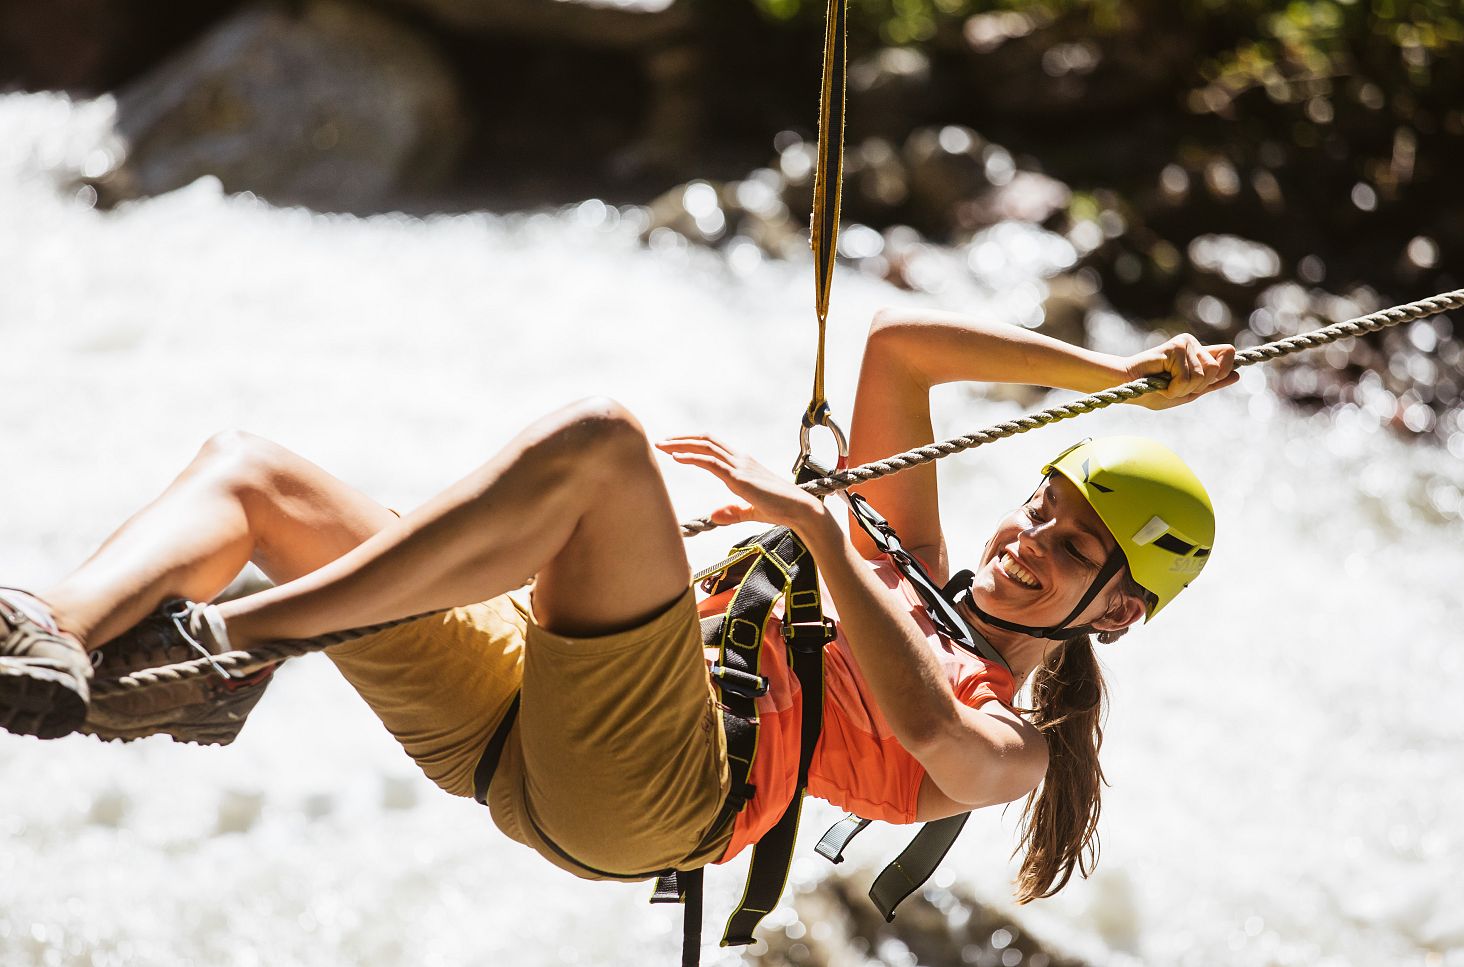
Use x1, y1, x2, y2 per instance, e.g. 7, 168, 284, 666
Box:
540, 397, 652, 471
191, 430, 294, 500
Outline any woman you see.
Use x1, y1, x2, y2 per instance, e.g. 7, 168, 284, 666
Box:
0, 309, 1236, 906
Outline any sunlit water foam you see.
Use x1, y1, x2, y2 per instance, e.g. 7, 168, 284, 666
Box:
2, 92, 1462, 967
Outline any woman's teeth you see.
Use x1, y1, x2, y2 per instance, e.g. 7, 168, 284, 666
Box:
1001, 553, 1040, 589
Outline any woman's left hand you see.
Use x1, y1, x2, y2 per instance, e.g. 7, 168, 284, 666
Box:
656, 436, 827, 530
1122, 333, 1239, 410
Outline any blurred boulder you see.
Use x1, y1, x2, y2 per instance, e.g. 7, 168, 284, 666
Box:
958, 170, 1072, 232
1040, 271, 1099, 347
956, 3, 1196, 119
755, 865, 1086, 967
382, 0, 698, 173
382, 0, 689, 49
903, 125, 989, 234
88, 1, 466, 212
848, 46, 933, 141
642, 172, 803, 259
0, 0, 239, 92
843, 137, 911, 224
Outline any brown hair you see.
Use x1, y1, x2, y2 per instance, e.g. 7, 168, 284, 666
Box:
1012, 574, 1155, 903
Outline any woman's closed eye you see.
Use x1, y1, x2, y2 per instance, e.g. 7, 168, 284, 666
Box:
1065, 541, 1095, 568
1028, 499, 1096, 568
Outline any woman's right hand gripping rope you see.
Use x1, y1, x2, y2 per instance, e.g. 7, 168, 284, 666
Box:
1122, 333, 1239, 410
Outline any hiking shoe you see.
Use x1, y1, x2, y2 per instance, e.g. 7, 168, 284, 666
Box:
0, 590, 92, 739
84, 600, 276, 746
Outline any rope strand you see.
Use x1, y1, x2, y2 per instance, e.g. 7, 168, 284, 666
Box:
86, 287, 1464, 695
89, 609, 451, 697
680, 287, 1464, 534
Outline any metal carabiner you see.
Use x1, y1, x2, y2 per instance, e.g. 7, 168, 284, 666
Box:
793, 400, 849, 479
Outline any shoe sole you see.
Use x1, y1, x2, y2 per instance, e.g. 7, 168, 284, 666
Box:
80, 718, 250, 746
83, 667, 275, 747
0, 661, 89, 739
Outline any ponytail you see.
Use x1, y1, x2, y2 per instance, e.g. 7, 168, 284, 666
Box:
1012, 632, 1107, 903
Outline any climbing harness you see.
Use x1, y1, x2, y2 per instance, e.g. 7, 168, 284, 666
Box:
470, 511, 835, 967
655, 518, 834, 964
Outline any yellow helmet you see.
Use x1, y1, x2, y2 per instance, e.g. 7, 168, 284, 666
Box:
1044, 436, 1215, 619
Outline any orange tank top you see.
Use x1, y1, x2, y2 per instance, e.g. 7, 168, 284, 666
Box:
699, 555, 1018, 864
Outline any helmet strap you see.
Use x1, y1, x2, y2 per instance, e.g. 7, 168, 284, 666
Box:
965, 548, 1128, 641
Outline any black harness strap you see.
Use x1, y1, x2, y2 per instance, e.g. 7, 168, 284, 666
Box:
867, 813, 969, 921
648, 525, 832, 965
721, 532, 829, 946
821, 492, 1016, 923
473, 693, 520, 805
845, 492, 1011, 674
650, 868, 704, 967
814, 814, 870, 864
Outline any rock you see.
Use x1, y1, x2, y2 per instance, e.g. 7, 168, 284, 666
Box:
383, 0, 698, 179
642, 172, 803, 259
1040, 271, 1099, 347
848, 46, 934, 141
903, 125, 989, 234
88, 1, 466, 212
0, 0, 236, 92
755, 866, 1087, 967
955, 4, 1197, 119
843, 137, 911, 224
382, 0, 690, 50
643, 179, 731, 246
959, 170, 1073, 232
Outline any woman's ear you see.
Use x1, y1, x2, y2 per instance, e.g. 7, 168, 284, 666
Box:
1093, 592, 1146, 637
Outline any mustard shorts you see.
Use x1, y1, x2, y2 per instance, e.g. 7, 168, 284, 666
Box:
326, 587, 732, 878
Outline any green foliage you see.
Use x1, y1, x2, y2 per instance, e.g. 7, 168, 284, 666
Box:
749, 0, 1464, 99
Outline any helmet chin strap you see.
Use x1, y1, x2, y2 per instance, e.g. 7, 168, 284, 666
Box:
960, 549, 1128, 642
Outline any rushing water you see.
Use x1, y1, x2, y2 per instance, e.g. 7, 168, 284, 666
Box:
3, 92, 1463, 967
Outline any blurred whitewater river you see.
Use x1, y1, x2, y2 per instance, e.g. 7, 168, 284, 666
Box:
3, 92, 1463, 967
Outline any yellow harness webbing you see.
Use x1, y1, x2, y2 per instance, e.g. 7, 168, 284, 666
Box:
806, 0, 848, 431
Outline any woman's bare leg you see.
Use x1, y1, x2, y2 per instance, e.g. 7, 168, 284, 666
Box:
218, 398, 692, 646
39, 431, 398, 650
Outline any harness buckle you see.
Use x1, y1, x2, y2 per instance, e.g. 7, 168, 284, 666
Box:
710, 664, 769, 699
782, 616, 837, 650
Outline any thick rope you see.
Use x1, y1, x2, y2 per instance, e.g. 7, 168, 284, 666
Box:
681, 287, 1464, 535
88, 609, 450, 697
91, 287, 1464, 694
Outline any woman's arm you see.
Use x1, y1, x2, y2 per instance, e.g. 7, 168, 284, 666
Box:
660, 436, 1049, 806
797, 502, 1048, 806
847, 308, 1236, 574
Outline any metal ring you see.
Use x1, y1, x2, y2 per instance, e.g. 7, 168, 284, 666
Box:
795, 408, 849, 477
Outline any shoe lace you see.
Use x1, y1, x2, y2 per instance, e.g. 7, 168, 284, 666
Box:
164, 602, 235, 681
97, 602, 234, 681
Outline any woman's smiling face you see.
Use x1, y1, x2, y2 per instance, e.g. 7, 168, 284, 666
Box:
968, 474, 1126, 631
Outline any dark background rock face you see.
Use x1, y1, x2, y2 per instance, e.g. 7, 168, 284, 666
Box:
0, 0, 243, 92
86, 2, 466, 213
